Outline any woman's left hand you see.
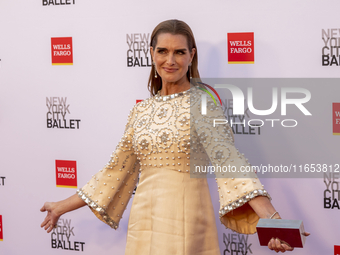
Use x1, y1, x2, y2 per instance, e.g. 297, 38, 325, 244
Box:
268, 232, 310, 253
268, 237, 294, 253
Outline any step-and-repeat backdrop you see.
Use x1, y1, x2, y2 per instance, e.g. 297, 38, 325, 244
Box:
1, 1, 339, 254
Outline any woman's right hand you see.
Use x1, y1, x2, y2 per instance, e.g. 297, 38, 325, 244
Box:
40, 202, 62, 233
40, 194, 87, 233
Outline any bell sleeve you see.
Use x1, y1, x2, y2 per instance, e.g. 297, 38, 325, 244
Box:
77, 106, 139, 229
191, 87, 271, 234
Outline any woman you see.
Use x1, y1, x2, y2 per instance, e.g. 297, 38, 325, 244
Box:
41, 19, 305, 254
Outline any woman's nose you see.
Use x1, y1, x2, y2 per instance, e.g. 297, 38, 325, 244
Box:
166, 53, 175, 65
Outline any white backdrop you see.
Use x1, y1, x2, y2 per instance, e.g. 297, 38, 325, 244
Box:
0, 0, 339, 254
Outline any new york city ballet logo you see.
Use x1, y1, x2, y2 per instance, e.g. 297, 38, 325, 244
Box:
126, 33, 152, 67
227, 33, 254, 64
43, 0, 75, 6
56, 160, 77, 188
333, 103, 340, 135
51, 37, 73, 65
46, 97, 81, 129
200, 83, 312, 129
324, 172, 340, 210
223, 232, 252, 255
322, 29, 340, 66
51, 218, 85, 251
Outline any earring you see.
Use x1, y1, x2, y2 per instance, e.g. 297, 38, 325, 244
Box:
153, 62, 158, 78
189, 63, 192, 79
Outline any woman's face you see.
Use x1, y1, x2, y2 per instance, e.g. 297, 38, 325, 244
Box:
151, 33, 195, 85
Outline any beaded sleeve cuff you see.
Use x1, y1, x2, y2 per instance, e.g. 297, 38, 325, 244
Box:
219, 189, 271, 218
77, 189, 119, 229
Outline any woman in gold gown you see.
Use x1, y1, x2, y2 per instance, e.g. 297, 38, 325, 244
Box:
41, 19, 302, 254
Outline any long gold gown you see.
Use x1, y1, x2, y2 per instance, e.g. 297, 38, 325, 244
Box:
77, 86, 270, 255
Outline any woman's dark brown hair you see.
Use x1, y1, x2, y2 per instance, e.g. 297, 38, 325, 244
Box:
148, 19, 200, 96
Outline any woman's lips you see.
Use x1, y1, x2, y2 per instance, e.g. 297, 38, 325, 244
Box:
163, 67, 178, 73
